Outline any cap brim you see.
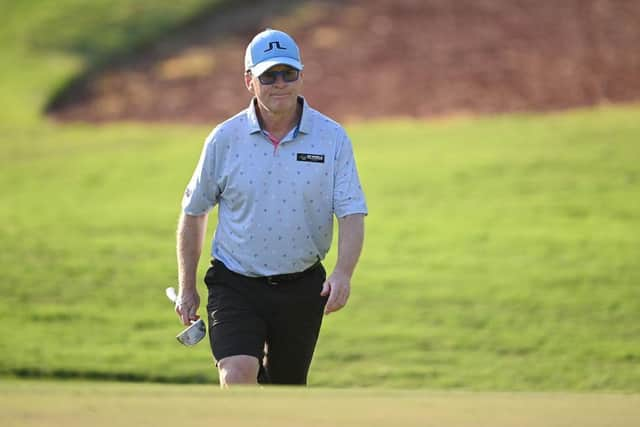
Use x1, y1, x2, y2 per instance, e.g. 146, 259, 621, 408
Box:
250, 57, 303, 77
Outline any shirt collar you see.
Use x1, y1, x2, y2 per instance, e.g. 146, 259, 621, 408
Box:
297, 97, 313, 135
246, 96, 313, 136
247, 98, 262, 134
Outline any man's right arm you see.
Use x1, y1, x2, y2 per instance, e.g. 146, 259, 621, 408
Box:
176, 212, 208, 325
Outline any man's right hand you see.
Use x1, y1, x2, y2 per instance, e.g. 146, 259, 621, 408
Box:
176, 212, 208, 326
175, 287, 201, 326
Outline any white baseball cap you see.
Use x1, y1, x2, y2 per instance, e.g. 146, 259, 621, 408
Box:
244, 29, 303, 77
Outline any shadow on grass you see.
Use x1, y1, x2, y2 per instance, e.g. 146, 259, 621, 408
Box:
9, 367, 211, 384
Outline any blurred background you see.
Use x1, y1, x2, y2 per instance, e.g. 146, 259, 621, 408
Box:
1, 0, 639, 390
48, 0, 640, 123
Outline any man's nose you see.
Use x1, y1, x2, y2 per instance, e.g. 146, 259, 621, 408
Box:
273, 73, 288, 85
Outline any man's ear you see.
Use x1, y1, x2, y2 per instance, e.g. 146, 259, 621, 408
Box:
244, 73, 254, 93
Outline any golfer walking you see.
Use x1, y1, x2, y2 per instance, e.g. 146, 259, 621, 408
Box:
175, 29, 367, 386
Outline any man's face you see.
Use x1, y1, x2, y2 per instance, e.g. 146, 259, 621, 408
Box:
245, 64, 303, 115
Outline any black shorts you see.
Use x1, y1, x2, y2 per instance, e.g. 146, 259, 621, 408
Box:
204, 259, 328, 385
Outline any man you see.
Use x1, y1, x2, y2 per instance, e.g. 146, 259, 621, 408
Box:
175, 28, 367, 387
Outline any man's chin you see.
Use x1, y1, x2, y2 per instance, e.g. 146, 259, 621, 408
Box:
267, 98, 296, 113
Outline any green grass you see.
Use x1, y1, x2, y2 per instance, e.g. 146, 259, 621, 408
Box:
0, 0, 221, 124
1, 0, 639, 391
1, 107, 639, 389
2, 380, 639, 427
327, 110, 640, 389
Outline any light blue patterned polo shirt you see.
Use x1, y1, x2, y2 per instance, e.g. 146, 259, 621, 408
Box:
182, 97, 368, 277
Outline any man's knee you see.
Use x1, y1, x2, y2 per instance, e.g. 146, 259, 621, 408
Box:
217, 355, 259, 387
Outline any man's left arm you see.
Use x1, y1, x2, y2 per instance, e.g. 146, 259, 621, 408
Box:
320, 213, 365, 314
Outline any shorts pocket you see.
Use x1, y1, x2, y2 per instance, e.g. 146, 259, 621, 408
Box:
204, 260, 226, 289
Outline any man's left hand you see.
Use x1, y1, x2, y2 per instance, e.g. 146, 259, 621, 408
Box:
320, 270, 351, 315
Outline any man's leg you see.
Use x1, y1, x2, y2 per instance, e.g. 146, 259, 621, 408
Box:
205, 261, 268, 387
264, 266, 328, 384
217, 355, 260, 387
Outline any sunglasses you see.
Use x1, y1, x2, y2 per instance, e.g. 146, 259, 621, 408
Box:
257, 68, 300, 85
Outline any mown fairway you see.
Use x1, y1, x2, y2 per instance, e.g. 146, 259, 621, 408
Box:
1, 0, 639, 392
2, 107, 639, 389
2, 381, 639, 427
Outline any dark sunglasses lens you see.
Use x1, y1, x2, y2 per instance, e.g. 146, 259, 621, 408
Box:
283, 69, 299, 82
259, 72, 277, 85
258, 69, 299, 85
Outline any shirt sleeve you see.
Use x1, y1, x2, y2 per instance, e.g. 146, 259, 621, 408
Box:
333, 129, 368, 218
181, 129, 220, 215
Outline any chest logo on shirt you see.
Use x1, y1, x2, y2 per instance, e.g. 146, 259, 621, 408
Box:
297, 153, 325, 163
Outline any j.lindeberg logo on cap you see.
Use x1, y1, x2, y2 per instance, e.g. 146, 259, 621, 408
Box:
297, 153, 325, 163
264, 41, 287, 52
